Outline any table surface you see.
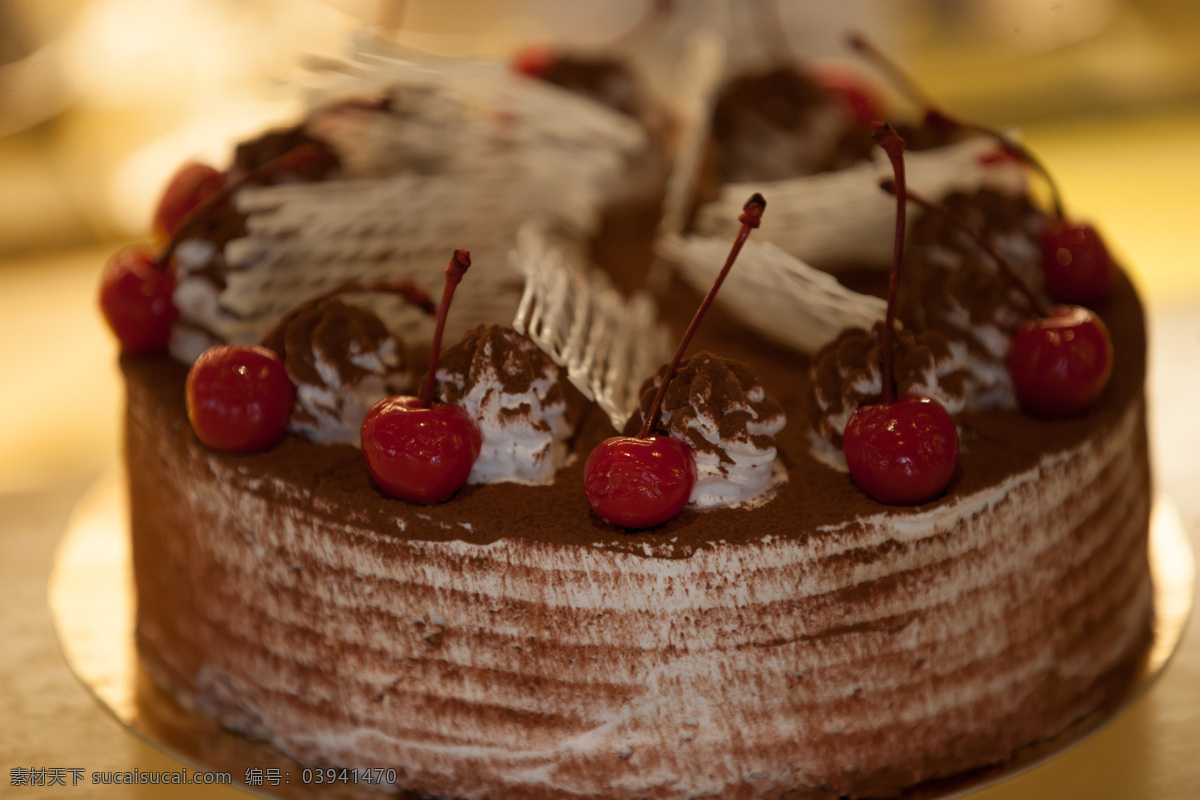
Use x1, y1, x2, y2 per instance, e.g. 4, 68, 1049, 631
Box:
3, 111, 1200, 799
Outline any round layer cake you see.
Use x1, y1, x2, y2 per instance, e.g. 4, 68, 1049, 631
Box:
123, 261, 1152, 799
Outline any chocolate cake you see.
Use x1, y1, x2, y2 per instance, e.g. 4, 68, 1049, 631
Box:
107, 38, 1154, 800
122, 263, 1151, 799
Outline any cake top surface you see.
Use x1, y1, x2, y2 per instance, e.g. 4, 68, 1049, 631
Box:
124, 261, 1145, 558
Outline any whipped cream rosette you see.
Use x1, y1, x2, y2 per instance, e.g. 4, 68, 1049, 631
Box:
809, 323, 968, 469
630, 352, 787, 508
900, 188, 1051, 409
435, 325, 574, 486
265, 298, 410, 447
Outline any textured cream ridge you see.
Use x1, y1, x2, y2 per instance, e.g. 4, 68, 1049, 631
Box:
133, 386, 1150, 799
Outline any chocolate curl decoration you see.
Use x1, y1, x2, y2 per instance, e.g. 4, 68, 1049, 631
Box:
639, 193, 766, 438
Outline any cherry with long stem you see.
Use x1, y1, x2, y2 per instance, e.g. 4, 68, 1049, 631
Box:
878, 181, 1113, 416
639, 194, 765, 438
360, 250, 482, 504
841, 124, 959, 506
584, 193, 766, 530
848, 32, 1112, 303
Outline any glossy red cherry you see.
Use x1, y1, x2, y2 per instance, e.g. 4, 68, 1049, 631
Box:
186, 345, 295, 452
152, 162, 225, 243
361, 397, 482, 504
583, 436, 696, 529
846, 125, 960, 506
582, 194, 766, 529
843, 395, 959, 505
1008, 305, 1113, 417
359, 250, 479, 503
98, 244, 177, 355
1040, 219, 1114, 305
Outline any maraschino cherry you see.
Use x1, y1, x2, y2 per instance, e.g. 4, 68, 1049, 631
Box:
885, 182, 1114, 417
100, 140, 339, 356
186, 345, 295, 452
848, 32, 1114, 305
842, 124, 958, 506
583, 193, 766, 529
361, 250, 482, 504
152, 161, 225, 244
186, 277, 435, 454
98, 244, 178, 356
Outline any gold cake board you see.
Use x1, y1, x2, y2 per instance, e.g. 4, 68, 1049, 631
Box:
49, 469, 1195, 799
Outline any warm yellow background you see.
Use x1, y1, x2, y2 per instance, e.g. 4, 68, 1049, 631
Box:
2, 2, 1200, 798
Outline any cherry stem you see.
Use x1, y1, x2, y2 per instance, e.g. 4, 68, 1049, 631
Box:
638, 193, 766, 439
258, 279, 437, 355
157, 141, 336, 270
847, 31, 1067, 220
873, 123, 906, 406
420, 249, 472, 409
882, 180, 1050, 318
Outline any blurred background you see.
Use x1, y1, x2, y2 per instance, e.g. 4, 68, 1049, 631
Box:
2, 2, 1200, 797
2, 0, 1200, 491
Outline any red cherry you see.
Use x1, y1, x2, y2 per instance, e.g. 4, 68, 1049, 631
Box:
152, 162, 225, 244
843, 395, 959, 505
185, 345, 295, 452
358, 250, 478, 503
813, 64, 881, 127
511, 45, 558, 78
360, 397, 482, 504
1008, 305, 1113, 417
1040, 219, 1114, 305
847, 126, 959, 506
98, 244, 177, 355
582, 195, 766, 529
583, 436, 696, 529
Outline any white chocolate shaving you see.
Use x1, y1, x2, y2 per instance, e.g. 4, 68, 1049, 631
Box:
510, 226, 672, 431
657, 235, 887, 355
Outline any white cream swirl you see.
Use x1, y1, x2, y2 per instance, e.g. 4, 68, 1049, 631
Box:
633, 352, 786, 509
436, 325, 573, 485
275, 299, 410, 446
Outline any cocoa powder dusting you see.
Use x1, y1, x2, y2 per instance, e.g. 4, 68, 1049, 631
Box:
273, 298, 403, 388
628, 352, 785, 464
438, 325, 559, 403
811, 323, 967, 447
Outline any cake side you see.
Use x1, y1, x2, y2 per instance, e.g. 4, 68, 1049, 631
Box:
124, 270, 1152, 798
